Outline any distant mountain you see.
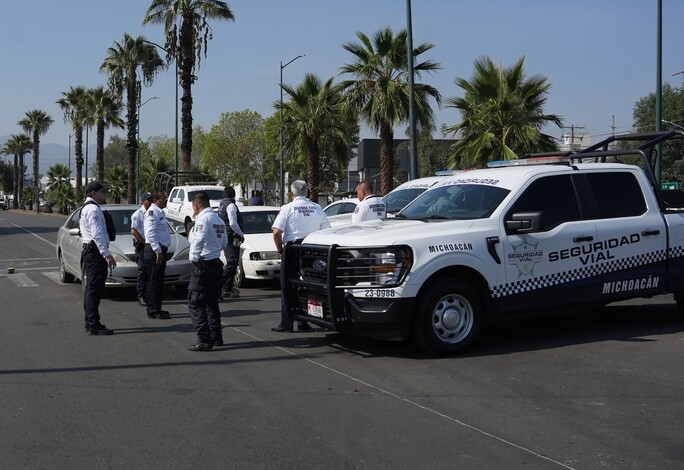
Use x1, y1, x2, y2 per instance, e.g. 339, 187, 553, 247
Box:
0, 134, 96, 176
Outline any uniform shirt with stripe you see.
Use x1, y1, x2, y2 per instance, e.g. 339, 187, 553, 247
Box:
79, 197, 111, 257
272, 196, 331, 243
189, 207, 227, 262
144, 203, 171, 253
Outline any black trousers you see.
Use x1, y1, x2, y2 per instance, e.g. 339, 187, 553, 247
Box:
82, 244, 108, 329
221, 242, 239, 292
135, 244, 147, 299
144, 245, 168, 315
188, 259, 223, 342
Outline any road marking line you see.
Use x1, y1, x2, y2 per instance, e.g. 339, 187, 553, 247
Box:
7, 272, 39, 287
42, 271, 62, 284
230, 326, 577, 470
10, 223, 57, 249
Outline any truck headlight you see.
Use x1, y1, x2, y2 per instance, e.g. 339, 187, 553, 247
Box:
336, 246, 412, 288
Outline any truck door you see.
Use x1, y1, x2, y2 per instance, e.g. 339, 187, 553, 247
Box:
578, 171, 667, 302
499, 174, 597, 311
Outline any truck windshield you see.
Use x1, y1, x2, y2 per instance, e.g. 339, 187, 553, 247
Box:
398, 184, 510, 220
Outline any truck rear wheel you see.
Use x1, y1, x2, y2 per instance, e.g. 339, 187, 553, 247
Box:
412, 278, 482, 355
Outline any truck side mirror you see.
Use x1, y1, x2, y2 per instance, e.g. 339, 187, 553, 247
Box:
506, 212, 544, 233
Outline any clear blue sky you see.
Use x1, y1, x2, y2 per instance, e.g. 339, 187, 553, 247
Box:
2, 0, 684, 150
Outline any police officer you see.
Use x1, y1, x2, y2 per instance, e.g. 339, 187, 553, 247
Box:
187, 191, 227, 351
80, 181, 116, 335
144, 190, 171, 319
218, 186, 244, 299
271, 180, 330, 333
131, 191, 153, 306
351, 180, 386, 223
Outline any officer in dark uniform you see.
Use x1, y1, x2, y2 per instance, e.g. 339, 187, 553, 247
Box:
144, 190, 171, 319
80, 181, 116, 335
131, 191, 153, 306
187, 191, 227, 351
218, 186, 244, 299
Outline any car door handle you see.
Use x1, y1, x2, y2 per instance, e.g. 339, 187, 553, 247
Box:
573, 235, 594, 242
641, 229, 660, 236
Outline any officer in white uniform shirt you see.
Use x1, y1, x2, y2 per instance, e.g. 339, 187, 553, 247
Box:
271, 180, 330, 333
351, 180, 386, 223
144, 190, 172, 319
80, 181, 116, 336
131, 191, 153, 306
187, 191, 227, 351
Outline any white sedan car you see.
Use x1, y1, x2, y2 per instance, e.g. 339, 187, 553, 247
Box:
221, 206, 281, 287
56, 204, 191, 291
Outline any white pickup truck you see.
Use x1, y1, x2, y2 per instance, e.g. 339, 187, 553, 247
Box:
165, 184, 225, 233
283, 131, 684, 355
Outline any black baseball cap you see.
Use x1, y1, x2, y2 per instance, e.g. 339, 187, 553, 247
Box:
140, 191, 153, 201
85, 181, 108, 194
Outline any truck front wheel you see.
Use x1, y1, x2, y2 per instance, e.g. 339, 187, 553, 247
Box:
412, 278, 483, 355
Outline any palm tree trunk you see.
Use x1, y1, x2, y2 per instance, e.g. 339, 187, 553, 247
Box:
33, 131, 40, 214
18, 153, 25, 204
180, 14, 195, 171
306, 141, 320, 204
126, 76, 138, 204
74, 127, 84, 196
96, 122, 105, 181
13, 154, 18, 209
379, 122, 394, 196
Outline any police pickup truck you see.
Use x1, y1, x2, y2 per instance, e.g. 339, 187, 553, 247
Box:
282, 131, 684, 354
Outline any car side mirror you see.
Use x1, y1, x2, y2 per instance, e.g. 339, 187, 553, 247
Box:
174, 225, 186, 235
68, 228, 81, 237
506, 212, 544, 233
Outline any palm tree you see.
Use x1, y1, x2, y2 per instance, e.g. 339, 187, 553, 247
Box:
18, 109, 54, 213
143, 0, 235, 171
57, 86, 89, 195
275, 73, 354, 203
104, 164, 128, 204
100, 33, 165, 203
1, 134, 32, 209
46, 163, 74, 214
339, 26, 441, 196
84, 86, 125, 180
445, 55, 563, 168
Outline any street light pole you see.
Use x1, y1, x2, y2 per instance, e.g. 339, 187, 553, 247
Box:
137, 96, 160, 203
143, 39, 179, 188
279, 53, 308, 206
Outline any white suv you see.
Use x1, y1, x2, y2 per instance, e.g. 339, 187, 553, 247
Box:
165, 184, 225, 233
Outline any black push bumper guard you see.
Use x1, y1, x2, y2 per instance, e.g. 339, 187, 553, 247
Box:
283, 242, 415, 340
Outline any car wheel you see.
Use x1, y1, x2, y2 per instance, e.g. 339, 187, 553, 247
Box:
234, 260, 245, 288
59, 252, 75, 283
412, 278, 483, 355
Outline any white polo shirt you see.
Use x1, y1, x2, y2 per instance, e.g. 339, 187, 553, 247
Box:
272, 196, 331, 243
351, 194, 386, 223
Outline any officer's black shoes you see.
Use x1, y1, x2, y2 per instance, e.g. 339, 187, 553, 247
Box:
221, 288, 240, 300
211, 335, 224, 347
297, 322, 313, 332
148, 310, 171, 319
271, 325, 293, 333
138, 297, 147, 307
188, 342, 213, 351
89, 324, 114, 336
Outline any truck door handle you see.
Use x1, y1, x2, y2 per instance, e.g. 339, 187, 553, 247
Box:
573, 235, 593, 242
641, 229, 660, 236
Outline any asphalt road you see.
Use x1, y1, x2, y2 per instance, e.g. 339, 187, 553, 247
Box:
0, 208, 683, 469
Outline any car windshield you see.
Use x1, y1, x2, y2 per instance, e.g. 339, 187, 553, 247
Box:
398, 184, 510, 220
189, 189, 224, 201
241, 210, 279, 234
384, 188, 427, 213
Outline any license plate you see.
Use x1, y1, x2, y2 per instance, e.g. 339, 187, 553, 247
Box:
307, 299, 323, 318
